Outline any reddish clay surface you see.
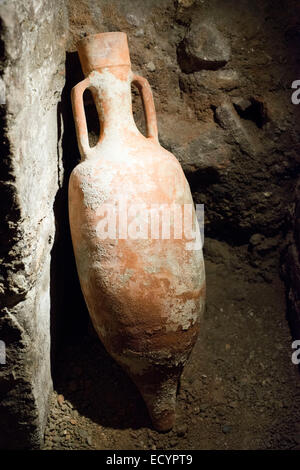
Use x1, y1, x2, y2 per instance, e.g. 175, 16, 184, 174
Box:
69, 32, 205, 431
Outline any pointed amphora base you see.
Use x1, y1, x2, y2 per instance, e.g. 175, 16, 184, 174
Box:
132, 366, 183, 432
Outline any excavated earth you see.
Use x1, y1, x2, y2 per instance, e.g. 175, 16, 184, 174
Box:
42, 238, 300, 450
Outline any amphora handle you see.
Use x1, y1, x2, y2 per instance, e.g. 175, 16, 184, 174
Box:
132, 74, 159, 143
71, 77, 92, 160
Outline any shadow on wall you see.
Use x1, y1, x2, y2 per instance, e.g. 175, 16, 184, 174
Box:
50, 52, 92, 379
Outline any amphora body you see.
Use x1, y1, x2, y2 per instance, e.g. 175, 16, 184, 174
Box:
69, 32, 205, 431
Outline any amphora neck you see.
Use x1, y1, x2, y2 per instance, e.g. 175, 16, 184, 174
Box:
88, 65, 138, 141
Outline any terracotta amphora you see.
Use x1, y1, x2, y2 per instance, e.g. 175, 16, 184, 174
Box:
69, 32, 205, 431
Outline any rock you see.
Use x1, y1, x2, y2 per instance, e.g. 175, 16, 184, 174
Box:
126, 14, 140, 27
228, 401, 238, 409
249, 234, 279, 254
176, 424, 188, 437
177, 0, 195, 8
80, 430, 88, 440
195, 69, 240, 92
158, 115, 231, 174
177, 21, 231, 73
232, 97, 252, 114
146, 61, 156, 72
57, 394, 65, 406
200, 404, 209, 413
169, 438, 178, 447
0, 0, 67, 450
222, 425, 232, 434
215, 101, 259, 156
48, 420, 56, 431
249, 233, 265, 247
134, 29, 144, 37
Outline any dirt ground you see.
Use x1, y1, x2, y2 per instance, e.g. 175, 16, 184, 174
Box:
42, 238, 300, 450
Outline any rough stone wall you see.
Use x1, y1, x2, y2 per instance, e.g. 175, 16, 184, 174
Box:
0, 0, 67, 449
